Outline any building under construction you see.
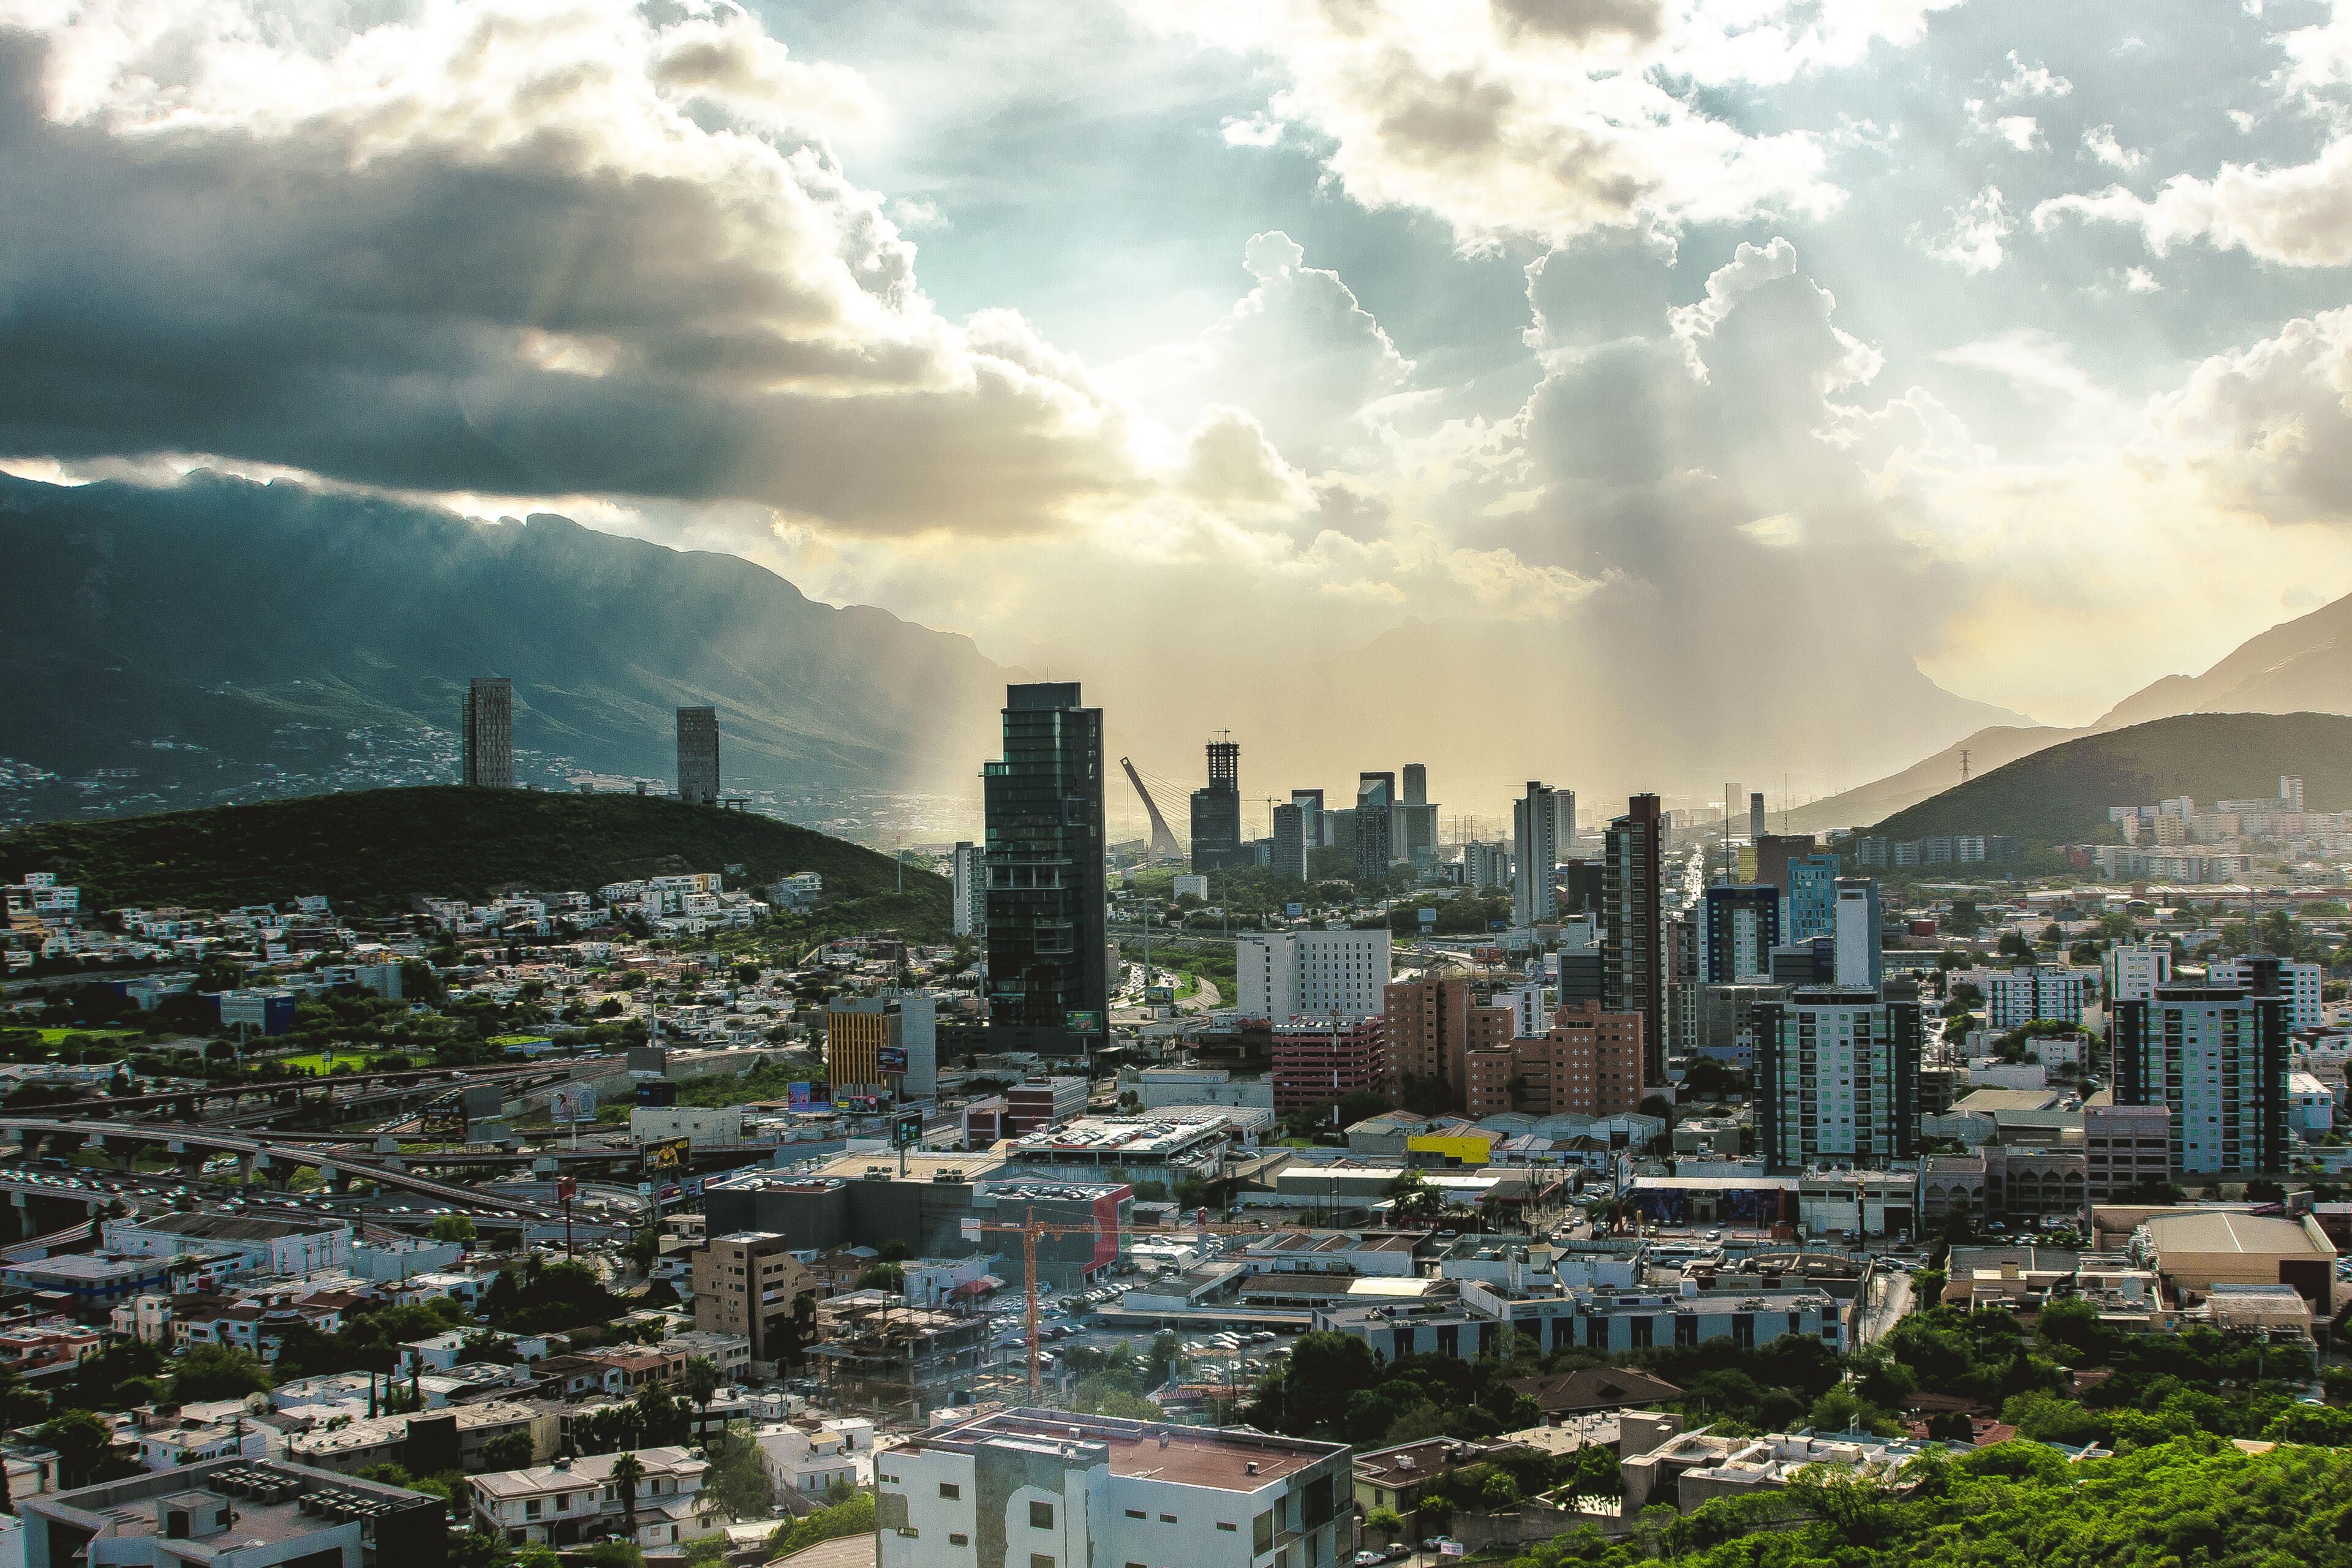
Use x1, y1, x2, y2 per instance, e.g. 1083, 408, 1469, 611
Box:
810, 1294, 993, 1418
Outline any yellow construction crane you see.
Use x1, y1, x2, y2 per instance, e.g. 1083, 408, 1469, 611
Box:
962, 1207, 1117, 1398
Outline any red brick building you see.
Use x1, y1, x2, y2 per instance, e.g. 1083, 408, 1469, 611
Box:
1382, 976, 1515, 1106
1271, 1017, 1389, 1112
1461, 1000, 1646, 1118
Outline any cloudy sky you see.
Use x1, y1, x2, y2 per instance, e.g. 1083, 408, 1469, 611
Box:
8, 0, 2352, 816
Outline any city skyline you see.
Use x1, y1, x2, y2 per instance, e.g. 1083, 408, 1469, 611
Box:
7, 6, 2352, 807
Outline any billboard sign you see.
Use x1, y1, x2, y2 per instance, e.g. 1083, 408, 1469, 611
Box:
550, 1087, 597, 1123
788, 1080, 813, 1110
894, 1109, 924, 1148
1063, 1010, 1102, 1035
876, 1046, 910, 1076
554, 1176, 578, 1204
643, 1136, 690, 1174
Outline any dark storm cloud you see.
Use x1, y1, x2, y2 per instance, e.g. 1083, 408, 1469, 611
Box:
0, 26, 1142, 533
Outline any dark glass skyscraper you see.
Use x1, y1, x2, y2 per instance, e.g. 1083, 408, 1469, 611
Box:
1605, 793, 1664, 1083
983, 683, 1107, 1058
1354, 771, 1396, 881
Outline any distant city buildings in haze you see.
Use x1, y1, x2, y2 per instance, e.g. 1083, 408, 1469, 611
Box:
461, 676, 513, 788
1749, 791, 1765, 842
982, 682, 1107, 1057
1354, 772, 1396, 881
1271, 801, 1306, 882
676, 705, 720, 805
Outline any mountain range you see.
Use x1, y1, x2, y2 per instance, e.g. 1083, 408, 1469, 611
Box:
1787, 589, 2352, 834
0, 471, 1013, 805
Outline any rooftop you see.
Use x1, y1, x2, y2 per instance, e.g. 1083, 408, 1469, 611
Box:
25, 1458, 434, 1545
2140, 1210, 2336, 1259
908, 1408, 1340, 1492
123, 1213, 346, 1243
470, 1446, 706, 1499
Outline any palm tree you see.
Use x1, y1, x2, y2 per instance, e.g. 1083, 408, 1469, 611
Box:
611, 1452, 645, 1546
680, 1357, 720, 1446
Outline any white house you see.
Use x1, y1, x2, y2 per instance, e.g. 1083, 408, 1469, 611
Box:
468, 1447, 712, 1548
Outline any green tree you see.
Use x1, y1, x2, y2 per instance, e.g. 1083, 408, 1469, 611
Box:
479, 1431, 537, 1472
169, 1344, 273, 1403
767, 1493, 875, 1557
698, 1422, 775, 1522
611, 1451, 646, 1544
431, 1214, 478, 1246
39, 1410, 128, 1487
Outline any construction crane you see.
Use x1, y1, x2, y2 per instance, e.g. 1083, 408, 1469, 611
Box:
967, 1207, 1273, 1398
963, 1207, 1118, 1398
1120, 757, 1183, 863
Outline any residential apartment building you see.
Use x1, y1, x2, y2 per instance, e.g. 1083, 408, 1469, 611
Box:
1237, 929, 1392, 1023
2211, 956, 2324, 1033
1461, 1001, 1645, 1119
1965, 965, 2093, 1031
1271, 1019, 1389, 1113
1701, 885, 1777, 984
1382, 974, 1513, 1104
1605, 796, 1666, 1083
1512, 782, 1559, 928
469, 1447, 710, 1548
1784, 854, 1841, 943
876, 1411, 1350, 1568
952, 842, 986, 938
2112, 976, 2290, 1177
1832, 879, 1881, 989
2102, 943, 2173, 1008
1755, 987, 1921, 1173
692, 1232, 816, 1367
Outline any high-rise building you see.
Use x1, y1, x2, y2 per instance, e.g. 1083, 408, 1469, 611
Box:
951, 842, 986, 938
2101, 941, 2173, 1007
1755, 987, 1921, 1172
1749, 791, 1765, 843
1463, 840, 1509, 891
982, 683, 1107, 1057
1403, 763, 1427, 806
1554, 790, 1578, 854
1291, 789, 1324, 852
1665, 914, 1701, 1058
1605, 794, 1665, 1083
1463, 1000, 1646, 1118
1399, 802, 1439, 869
1833, 878, 1882, 988
1785, 853, 1842, 942
1237, 929, 1392, 1023
675, 706, 720, 805
1271, 802, 1307, 882
1702, 884, 1780, 984
1963, 964, 2092, 1030
2211, 956, 2325, 1032
1189, 737, 1246, 871
1754, 834, 1819, 904
2112, 968, 2290, 1176
1513, 781, 1560, 928
461, 676, 513, 788
1354, 772, 1396, 881
1382, 973, 1513, 1103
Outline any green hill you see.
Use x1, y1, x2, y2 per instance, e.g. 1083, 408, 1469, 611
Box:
1869, 712, 2352, 846
0, 786, 950, 928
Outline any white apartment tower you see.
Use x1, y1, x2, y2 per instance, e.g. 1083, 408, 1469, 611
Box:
952, 842, 986, 938
2101, 942, 2173, 1007
2211, 956, 2324, 1032
1236, 929, 1392, 1023
1513, 781, 1559, 928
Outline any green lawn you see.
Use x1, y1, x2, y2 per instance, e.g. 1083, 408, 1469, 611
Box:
36, 1027, 140, 1044
271, 1050, 409, 1073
